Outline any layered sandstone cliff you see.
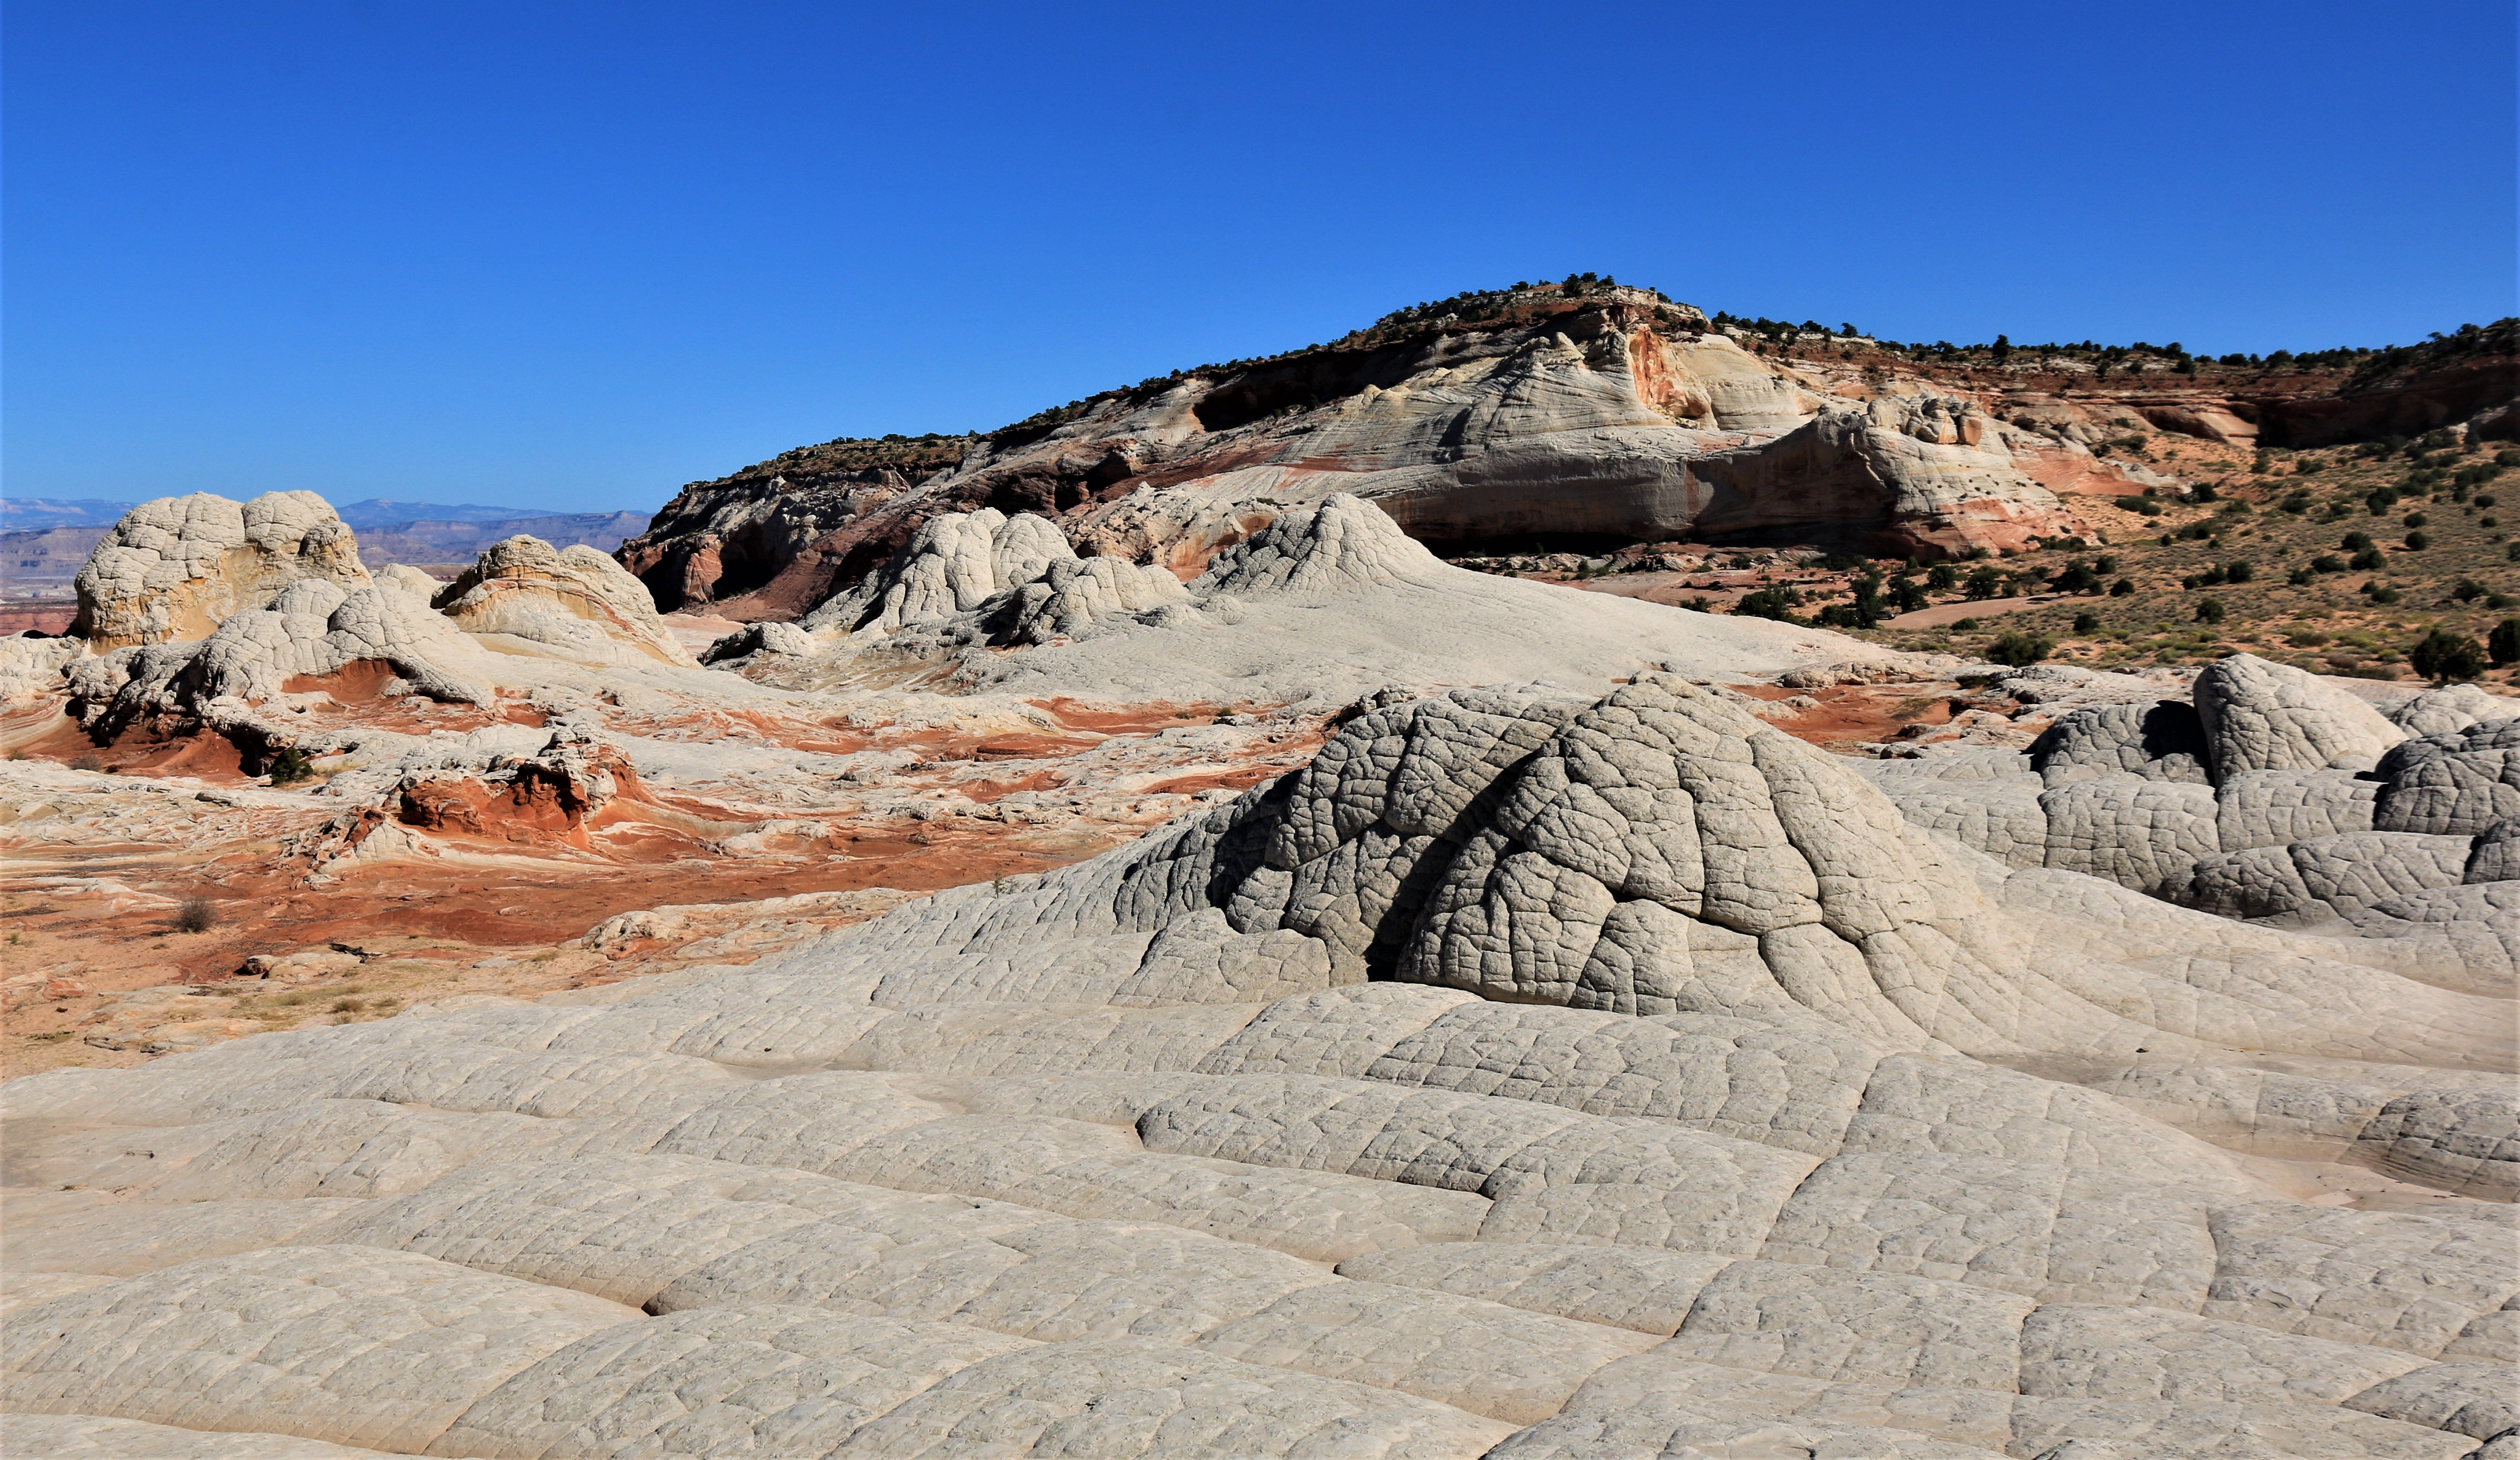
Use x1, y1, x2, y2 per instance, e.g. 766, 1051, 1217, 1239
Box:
620, 295, 2514, 629
621, 290, 2103, 622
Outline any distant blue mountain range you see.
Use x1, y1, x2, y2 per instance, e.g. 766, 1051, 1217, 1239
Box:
0, 498, 137, 530
1, 495, 658, 594
2, 495, 653, 533
332, 498, 587, 528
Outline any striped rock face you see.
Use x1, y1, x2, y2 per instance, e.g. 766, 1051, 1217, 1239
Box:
6, 664, 2510, 1459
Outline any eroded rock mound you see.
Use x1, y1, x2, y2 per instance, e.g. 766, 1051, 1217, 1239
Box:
44, 500, 758, 791
1868, 655, 2520, 1000
698, 618, 818, 665
2195, 653, 2409, 777
283, 723, 649, 877
66, 572, 496, 741
71, 492, 370, 649
1196, 494, 1442, 598
801, 505, 1192, 645
433, 534, 696, 666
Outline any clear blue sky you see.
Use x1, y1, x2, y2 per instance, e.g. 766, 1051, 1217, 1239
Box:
7, 1, 2514, 515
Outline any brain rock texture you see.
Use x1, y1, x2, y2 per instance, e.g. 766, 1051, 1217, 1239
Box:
5, 669, 2511, 1458
1872, 655, 2520, 1004
802, 506, 1190, 645
70, 492, 371, 649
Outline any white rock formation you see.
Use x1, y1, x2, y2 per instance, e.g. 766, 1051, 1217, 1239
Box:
1004, 555, 1194, 645
862, 496, 1900, 708
700, 618, 820, 665
2390, 683, 2520, 739
64, 574, 499, 740
0, 633, 82, 706
47, 501, 803, 794
432, 534, 697, 667
1865, 656, 2520, 1006
70, 492, 370, 648
2194, 653, 2410, 777
803, 506, 1189, 645
5, 669, 2507, 1458
918, 313, 2089, 567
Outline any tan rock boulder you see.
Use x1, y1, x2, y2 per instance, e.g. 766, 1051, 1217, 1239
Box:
71, 492, 371, 648
2139, 400, 2260, 445
431, 535, 695, 666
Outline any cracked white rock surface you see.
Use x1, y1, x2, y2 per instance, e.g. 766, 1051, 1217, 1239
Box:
5, 662, 2509, 1458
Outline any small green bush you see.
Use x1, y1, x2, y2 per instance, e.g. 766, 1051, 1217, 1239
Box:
1986, 631, 2054, 667
2409, 628, 2487, 683
2491, 618, 2520, 668
1732, 586, 1804, 622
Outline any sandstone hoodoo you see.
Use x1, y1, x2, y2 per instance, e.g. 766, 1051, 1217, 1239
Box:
2, 296, 2514, 1459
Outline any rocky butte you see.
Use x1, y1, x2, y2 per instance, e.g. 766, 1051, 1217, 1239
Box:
0, 282, 2514, 1459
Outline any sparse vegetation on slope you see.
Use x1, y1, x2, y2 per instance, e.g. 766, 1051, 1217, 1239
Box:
1500, 429, 2520, 684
